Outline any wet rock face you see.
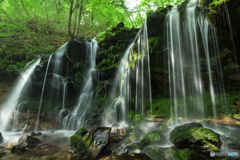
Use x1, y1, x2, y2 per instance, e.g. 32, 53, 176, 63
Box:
169, 122, 222, 154
18, 135, 40, 148
139, 130, 166, 149
70, 126, 111, 160
36, 143, 59, 155
0, 132, 4, 143
11, 144, 26, 154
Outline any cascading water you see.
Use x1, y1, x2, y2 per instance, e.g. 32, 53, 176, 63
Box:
165, 0, 226, 126
63, 39, 98, 130
0, 58, 40, 131
35, 55, 52, 131
103, 19, 152, 126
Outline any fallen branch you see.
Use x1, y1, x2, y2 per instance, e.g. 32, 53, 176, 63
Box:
0, 30, 23, 38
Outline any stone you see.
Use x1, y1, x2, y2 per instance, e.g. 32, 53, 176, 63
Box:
139, 130, 166, 149
141, 145, 171, 160
75, 127, 88, 136
70, 126, 111, 160
30, 132, 42, 136
169, 122, 222, 154
104, 153, 151, 160
127, 143, 139, 150
169, 146, 206, 160
36, 144, 59, 155
0, 132, 4, 143
11, 143, 26, 154
116, 143, 128, 155
18, 135, 40, 148
69, 127, 88, 149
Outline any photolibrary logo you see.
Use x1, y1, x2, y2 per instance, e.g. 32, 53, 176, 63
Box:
210, 151, 239, 157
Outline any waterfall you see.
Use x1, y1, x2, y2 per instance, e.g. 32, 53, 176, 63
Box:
103, 19, 152, 126
165, 0, 226, 126
22, 110, 29, 133
63, 38, 98, 130
0, 58, 40, 131
35, 55, 52, 131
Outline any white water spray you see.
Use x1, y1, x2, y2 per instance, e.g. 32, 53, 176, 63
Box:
0, 59, 40, 131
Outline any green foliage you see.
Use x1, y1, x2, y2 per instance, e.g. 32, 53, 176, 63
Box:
22, 120, 30, 125
169, 147, 199, 160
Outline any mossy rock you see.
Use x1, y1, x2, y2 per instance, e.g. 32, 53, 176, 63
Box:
141, 145, 169, 160
75, 127, 88, 136
169, 146, 204, 160
139, 130, 166, 149
169, 122, 222, 153
69, 135, 84, 149
127, 143, 139, 150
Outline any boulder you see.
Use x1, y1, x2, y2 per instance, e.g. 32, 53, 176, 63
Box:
69, 127, 88, 149
0, 132, 4, 143
127, 143, 139, 150
11, 143, 26, 154
141, 145, 171, 160
116, 143, 128, 155
169, 122, 222, 154
139, 130, 166, 149
70, 126, 111, 160
30, 132, 42, 136
104, 153, 151, 160
36, 144, 59, 155
18, 135, 40, 148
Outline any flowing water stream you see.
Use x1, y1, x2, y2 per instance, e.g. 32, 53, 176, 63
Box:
0, 59, 41, 131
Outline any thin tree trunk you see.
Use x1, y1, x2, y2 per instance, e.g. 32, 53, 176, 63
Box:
76, 0, 87, 36
68, 0, 74, 39
137, 6, 143, 24
44, 0, 49, 26
20, 0, 29, 16
121, 0, 135, 28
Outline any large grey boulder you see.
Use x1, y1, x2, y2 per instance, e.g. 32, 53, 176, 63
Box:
70, 126, 111, 160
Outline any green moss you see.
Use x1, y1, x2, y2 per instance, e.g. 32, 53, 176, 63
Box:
142, 145, 167, 160
75, 127, 88, 136
127, 143, 139, 150
169, 147, 199, 160
69, 135, 84, 149
124, 127, 132, 134
77, 135, 92, 150
170, 125, 221, 152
